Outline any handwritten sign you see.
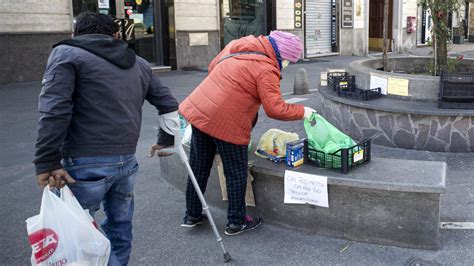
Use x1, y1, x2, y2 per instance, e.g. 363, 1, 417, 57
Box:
284, 170, 329, 208
370, 73, 388, 95
387, 77, 409, 96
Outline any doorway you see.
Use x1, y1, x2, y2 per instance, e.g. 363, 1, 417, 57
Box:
369, 0, 393, 51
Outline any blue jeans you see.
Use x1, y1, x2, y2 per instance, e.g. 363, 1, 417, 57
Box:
63, 154, 138, 266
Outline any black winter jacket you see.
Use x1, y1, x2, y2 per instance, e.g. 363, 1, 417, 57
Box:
33, 34, 178, 174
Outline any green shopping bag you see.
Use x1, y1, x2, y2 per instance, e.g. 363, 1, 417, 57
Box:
304, 113, 357, 168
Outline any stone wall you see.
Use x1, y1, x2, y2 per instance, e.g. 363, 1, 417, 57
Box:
0, 1, 72, 33
173, 0, 220, 69
175, 31, 220, 70
0, 32, 70, 84
321, 96, 474, 152
0, 0, 72, 84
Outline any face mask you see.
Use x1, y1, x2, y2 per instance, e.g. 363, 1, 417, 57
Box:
282, 60, 290, 69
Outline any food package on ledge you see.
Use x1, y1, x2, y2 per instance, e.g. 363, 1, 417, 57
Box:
255, 129, 299, 163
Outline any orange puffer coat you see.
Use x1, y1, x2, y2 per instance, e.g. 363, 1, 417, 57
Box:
179, 35, 305, 145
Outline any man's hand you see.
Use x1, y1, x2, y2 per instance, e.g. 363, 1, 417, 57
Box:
149, 144, 174, 157
36, 168, 76, 189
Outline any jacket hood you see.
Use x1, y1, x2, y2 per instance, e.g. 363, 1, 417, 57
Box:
54, 34, 136, 69
227, 35, 279, 70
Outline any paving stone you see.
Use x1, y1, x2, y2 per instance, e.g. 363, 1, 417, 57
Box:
366, 109, 377, 126
349, 120, 363, 141
395, 114, 413, 132
424, 137, 447, 152
468, 127, 474, 151
340, 104, 351, 128
362, 129, 384, 139
394, 130, 416, 149
430, 120, 439, 137
373, 134, 396, 147
333, 105, 342, 125
415, 124, 430, 150
450, 132, 469, 152
378, 115, 394, 139
437, 123, 452, 142
438, 116, 449, 127
354, 112, 370, 128
410, 114, 426, 124
453, 117, 470, 135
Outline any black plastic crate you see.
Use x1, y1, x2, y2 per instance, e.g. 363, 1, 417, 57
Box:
439, 71, 474, 109
438, 101, 474, 109
327, 72, 355, 92
304, 139, 371, 174
337, 87, 382, 101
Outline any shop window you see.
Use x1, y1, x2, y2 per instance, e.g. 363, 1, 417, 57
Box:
221, 0, 266, 46
123, 0, 157, 64
229, 0, 257, 20
72, 0, 98, 17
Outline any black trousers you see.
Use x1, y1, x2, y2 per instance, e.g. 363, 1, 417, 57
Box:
185, 126, 248, 225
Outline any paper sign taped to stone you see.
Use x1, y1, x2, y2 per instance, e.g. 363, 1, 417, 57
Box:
387, 77, 409, 96
284, 170, 329, 208
320, 72, 327, 86
370, 73, 388, 95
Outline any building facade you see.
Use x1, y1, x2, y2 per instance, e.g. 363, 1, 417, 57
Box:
0, 1, 73, 84
1, 0, 473, 84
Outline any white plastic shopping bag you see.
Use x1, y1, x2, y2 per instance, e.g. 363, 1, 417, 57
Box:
26, 185, 110, 266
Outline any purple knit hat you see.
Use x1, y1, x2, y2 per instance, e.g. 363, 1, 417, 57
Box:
269, 31, 303, 63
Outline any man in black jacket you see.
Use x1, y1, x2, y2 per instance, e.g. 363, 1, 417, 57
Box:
33, 12, 178, 265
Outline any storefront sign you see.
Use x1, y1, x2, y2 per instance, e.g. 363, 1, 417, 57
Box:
294, 0, 303, 28
98, 0, 110, 9
341, 0, 354, 28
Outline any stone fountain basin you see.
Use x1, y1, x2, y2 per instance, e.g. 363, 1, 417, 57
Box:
347, 57, 474, 102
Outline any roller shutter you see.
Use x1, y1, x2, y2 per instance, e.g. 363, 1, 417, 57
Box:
305, 0, 332, 57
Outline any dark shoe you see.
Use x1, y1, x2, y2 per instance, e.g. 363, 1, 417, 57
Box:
181, 214, 208, 228
225, 215, 262, 236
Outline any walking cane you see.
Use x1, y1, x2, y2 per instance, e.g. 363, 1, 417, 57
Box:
159, 121, 232, 263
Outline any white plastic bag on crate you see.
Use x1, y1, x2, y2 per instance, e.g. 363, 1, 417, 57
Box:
26, 185, 110, 266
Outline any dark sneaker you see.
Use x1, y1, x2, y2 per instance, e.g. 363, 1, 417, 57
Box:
181, 215, 208, 228
225, 215, 262, 236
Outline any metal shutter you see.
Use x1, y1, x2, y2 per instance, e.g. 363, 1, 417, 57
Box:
305, 0, 332, 57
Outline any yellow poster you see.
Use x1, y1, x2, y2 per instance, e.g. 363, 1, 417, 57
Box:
387, 77, 409, 96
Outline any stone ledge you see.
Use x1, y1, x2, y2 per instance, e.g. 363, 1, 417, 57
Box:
319, 86, 474, 117
160, 147, 446, 250
250, 154, 446, 194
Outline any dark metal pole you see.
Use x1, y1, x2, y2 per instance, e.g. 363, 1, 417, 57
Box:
383, 0, 389, 71
154, 0, 165, 66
